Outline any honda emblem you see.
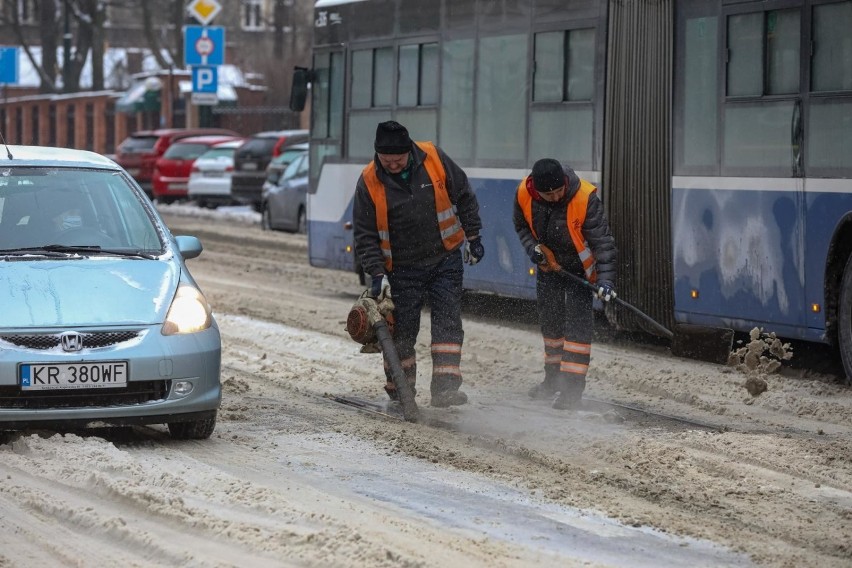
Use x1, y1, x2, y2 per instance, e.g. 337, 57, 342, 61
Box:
60, 331, 84, 352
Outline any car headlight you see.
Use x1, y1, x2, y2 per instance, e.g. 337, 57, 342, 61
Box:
162, 286, 212, 335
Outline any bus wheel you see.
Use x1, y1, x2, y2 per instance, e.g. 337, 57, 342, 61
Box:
839, 254, 852, 385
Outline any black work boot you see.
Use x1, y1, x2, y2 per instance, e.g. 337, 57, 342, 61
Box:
528, 379, 558, 400
552, 376, 583, 410
431, 390, 468, 408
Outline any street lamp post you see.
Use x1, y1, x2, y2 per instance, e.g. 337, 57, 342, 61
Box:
63, 0, 72, 92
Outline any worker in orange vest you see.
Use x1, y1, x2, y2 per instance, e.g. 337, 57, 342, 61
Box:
354, 121, 483, 408
514, 158, 618, 410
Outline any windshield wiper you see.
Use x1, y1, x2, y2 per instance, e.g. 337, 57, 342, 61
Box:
0, 245, 158, 259
98, 248, 159, 259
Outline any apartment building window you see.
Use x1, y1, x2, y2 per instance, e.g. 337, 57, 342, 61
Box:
13, 0, 39, 24
242, 0, 264, 31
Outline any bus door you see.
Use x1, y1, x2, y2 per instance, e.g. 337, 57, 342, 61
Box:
674, 1, 809, 337
306, 49, 350, 271
717, 3, 807, 334
801, 1, 852, 337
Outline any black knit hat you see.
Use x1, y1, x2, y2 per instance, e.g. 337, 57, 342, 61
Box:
531, 158, 579, 193
374, 121, 413, 154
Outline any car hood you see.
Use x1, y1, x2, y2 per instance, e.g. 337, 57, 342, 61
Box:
0, 258, 179, 328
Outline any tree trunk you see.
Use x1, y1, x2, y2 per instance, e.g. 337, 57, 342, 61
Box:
39, 0, 60, 92
171, 0, 183, 67
273, 0, 285, 58
89, 0, 106, 90
141, 0, 171, 69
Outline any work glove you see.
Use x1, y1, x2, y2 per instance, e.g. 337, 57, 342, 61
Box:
370, 274, 392, 301
596, 281, 617, 302
464, 238, 485, 265
533, 244, 561, 272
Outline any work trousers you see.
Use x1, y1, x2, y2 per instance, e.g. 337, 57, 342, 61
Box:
537, 270, 594, 397
385, 250, 465, 395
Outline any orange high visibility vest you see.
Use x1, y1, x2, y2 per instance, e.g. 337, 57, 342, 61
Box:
516, 177, 598, 283
362, 141, 464, 272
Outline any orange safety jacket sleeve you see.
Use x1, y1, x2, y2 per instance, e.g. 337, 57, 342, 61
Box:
434, 146, 482, 240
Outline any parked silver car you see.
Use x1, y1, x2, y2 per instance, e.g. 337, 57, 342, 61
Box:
187, 138, 245, 208
261, 148, 309, 233
0, 146, 221, 439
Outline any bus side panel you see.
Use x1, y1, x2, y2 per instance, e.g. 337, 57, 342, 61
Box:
804, 181, 852, 335
463, 176, 537, 301
307, 163, 363, 272
672, 179, 810, 339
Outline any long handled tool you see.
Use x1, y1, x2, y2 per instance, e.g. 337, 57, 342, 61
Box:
557, 269, 673, 338
557, 269, 734, 364
346, 293, 419, 422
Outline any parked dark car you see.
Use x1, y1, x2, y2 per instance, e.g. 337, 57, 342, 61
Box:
115, 128, 239, 198
261, 147, 309, 233
231, 129, 308, 211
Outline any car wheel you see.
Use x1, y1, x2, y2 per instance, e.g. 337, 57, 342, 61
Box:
298, 207, 307, 234
168, 413, 217, 440
261, 205, 272, 231
839, 254, 852, 385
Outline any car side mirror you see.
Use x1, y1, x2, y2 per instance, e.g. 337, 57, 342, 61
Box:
175, 235, 203, 259
289, 67, 312, 112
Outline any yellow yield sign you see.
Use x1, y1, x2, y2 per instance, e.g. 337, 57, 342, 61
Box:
187, 0, 222, 25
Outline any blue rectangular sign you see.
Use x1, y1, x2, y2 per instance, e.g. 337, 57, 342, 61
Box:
0, 46, 20, 84
192, 65, 218, 94
184, 26, 225, 67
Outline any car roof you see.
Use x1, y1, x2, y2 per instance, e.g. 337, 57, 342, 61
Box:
281, 142, 309, 151
129, 128, 234, 137
211, 139, 246, 149
2, 145, 121, 170
170, 135, 243, 145
248, 129, 308, 139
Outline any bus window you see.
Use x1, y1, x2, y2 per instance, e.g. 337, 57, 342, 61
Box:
530, 28, 596, 169
808, 1, 852, 173
476, 33, 528, 162
309, 51, 344, 190
679, 16, 718, 171
349, 47, 394, 159
439, 39, 475, 161
724, 8, 800, 174
397, 43, 438, 107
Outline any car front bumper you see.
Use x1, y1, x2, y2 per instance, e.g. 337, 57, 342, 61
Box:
0, 323, 222, 429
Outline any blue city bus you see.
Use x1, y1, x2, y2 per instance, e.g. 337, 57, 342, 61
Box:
293, 0, 852, 380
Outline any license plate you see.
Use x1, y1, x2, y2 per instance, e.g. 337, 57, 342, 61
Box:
20, 361, 128, 391
126, 168, 140, 176
169, 183, 188, 191
241, 163, 258, 171
205, 172, 225, 178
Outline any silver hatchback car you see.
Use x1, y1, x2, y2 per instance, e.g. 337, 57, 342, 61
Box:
0, 146, 221, 439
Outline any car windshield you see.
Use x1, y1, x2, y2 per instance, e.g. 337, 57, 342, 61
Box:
281, 154, 307, 180
0, 167, 163, 253
198, 147, 235, 160
163, 143, 211, 160
271, 148, 304, 166
238, 137, 277, 156
120, 136, 157, 152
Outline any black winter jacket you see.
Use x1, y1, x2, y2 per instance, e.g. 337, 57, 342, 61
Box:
513, 175, 617, 285
354, 143, 482, 277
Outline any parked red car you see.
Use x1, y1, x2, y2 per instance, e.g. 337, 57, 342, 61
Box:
152, 135, 243, 203
115, 128, 239, 197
